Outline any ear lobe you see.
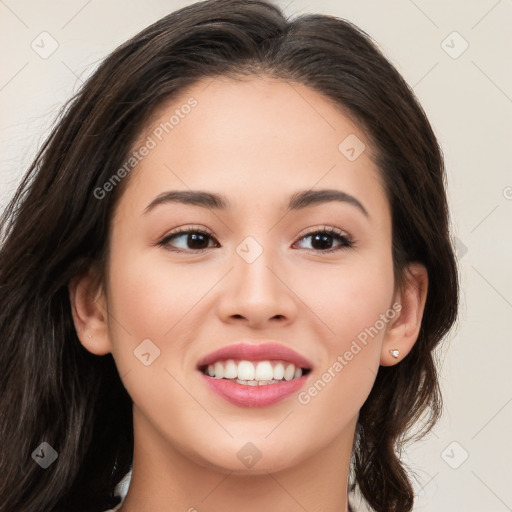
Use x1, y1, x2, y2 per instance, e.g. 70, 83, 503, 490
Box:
68, 270, 112, 355
380, 263, 428, 366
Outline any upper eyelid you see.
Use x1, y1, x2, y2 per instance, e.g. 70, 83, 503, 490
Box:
297, 225, 350, 238
165, 225, 215, 237
163, 225, 350, 239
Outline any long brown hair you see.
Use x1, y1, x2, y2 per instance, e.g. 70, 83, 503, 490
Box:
0, 1, 458, 511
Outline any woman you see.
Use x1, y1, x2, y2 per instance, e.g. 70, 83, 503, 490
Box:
0, 1, 458, 511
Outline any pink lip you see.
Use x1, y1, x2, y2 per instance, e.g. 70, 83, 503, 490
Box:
196, 341, 313, 369
200, 373, 310, 408
196, 341, 313, 408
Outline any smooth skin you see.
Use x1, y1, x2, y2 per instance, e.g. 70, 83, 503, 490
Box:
70, 76, 427, 512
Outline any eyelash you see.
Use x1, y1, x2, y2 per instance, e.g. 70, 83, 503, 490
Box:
157, 225, 354, 254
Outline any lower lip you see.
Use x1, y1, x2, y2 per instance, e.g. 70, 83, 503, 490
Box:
199, 372, 309, 407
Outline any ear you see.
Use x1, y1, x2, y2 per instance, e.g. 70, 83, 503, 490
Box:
380, 263, 428, 366
68, 269, 112, 355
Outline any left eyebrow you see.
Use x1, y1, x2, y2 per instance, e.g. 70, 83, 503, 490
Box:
144, 188, 369, 218
288, 189, 369, 217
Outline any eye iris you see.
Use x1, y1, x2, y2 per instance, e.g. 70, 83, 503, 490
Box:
188, 232, 209, 249
311, 233, 334, 250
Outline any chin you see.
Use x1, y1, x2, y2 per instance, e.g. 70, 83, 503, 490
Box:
184, 431, 314, 476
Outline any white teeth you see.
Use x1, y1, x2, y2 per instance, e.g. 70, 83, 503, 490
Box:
237, 379, 258, 386
224, 359, 238, 379
273, 362, 284, 380
213, 361, 224, 379
203, 359, 307, 383
237, 379, 281, 386
237, 360, 255, 381
284, 364, 295, 381
255, 361, 274, 381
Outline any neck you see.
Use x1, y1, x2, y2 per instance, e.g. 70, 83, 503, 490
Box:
118, 410, 356, 512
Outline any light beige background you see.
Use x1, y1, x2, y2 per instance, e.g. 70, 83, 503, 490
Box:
1, 1, 511, 511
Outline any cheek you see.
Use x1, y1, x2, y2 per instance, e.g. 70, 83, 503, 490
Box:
104, 248, 199, 418
107, 246, 203, 337
292, 248, 394, 417
294, 249, 395, 346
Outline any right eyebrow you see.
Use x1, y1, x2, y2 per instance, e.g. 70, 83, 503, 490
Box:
144, 190, 229, 213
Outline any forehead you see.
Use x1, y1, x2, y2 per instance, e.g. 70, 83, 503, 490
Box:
142, 75, 372, 161
120, 75, 388, 219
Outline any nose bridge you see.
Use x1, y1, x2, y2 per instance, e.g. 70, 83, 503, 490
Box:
233, 233, 281, 300
216, 231, 297, 325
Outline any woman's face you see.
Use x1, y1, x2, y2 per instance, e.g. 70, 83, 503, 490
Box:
87, 76, 404, 473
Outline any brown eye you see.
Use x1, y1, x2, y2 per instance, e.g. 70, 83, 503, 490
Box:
295, 228, 353, 253
159, 229, 219, 252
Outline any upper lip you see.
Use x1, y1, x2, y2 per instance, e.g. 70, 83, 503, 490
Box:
197, 341, 313, 369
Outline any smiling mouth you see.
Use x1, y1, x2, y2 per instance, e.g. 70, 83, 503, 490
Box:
198, 359, 312, 386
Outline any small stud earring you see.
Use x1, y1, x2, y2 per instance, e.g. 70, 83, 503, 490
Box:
390, 349, 400, 359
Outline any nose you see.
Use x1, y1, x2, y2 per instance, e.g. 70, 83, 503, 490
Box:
215, 245, 298, 329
